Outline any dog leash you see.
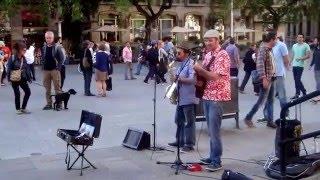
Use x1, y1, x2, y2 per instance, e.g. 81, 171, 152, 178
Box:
32, 81, 45, 87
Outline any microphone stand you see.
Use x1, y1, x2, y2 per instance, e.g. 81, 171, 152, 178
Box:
149, 65, 173, 152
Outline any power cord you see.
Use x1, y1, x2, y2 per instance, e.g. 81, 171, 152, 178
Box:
196, 121, 266, 167
181, 171, 220, 180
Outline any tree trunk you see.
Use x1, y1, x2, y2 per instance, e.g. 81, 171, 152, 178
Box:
145, 19, 152, 42
272, 16, 280, 31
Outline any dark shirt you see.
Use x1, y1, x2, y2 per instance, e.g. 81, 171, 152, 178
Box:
243, 48, 256, 72
146, 47, 159, 66
311, 46, 320, 71
43, 46, 56, 70
95, 51, 109, 72
7, 55, 32, 82
80, 48, 93, 71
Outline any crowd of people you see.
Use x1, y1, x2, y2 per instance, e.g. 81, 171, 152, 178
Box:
1, 28, 320, 173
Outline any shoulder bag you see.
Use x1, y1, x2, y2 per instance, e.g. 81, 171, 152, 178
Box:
10, 56, 23, 82
82, 49, 90, 68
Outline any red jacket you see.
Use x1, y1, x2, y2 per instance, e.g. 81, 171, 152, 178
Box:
0, 46, 11, 62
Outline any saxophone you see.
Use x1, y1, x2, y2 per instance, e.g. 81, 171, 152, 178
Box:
166, 61, 179, 105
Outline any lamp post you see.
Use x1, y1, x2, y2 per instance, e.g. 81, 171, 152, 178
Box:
231, 0, 234, 38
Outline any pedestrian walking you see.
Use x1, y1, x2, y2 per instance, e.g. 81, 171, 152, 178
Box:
239, 43, 258, 94
243, 31, 278, 129
310, 38, 320, 102
290, 34, 311, 99
225, 38, 240, 76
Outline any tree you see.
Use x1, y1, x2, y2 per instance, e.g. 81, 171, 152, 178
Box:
116, 0, 173, 42
237, 0, 303, 31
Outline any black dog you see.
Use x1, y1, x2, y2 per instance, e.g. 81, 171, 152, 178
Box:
51, 89, 77, 111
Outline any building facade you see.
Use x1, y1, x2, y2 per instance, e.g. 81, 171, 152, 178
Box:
89, 0, 212, 43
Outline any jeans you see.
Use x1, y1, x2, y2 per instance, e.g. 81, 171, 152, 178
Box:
135, 62, 143, 75
315, 70, 320, 91
230, 68, 238, 77
28, 64, 36, 80
239, 71, 251, 91
274, 76, 287, 109
144, 65, 163, 83
245, 81, 274, 122
1, 63, 6, 83
83, 68, 92, 95
203, 100, 223, 165
175, 104, 196, 147
11, 81, 31, 110
292, 66, 306, 95
125, 62, 134, 79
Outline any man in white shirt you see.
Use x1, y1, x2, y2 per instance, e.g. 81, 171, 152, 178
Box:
25, 43, 36, 81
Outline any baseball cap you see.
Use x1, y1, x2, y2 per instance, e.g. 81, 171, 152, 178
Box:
203, 29, 220, 39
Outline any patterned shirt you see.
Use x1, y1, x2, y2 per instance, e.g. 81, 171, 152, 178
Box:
202, 46, 231, 101
256, 44, 276, 80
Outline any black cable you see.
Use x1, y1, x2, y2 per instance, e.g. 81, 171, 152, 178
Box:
196, 121, 205, 159
221, 157, 265, 167
181, 171, 220, 180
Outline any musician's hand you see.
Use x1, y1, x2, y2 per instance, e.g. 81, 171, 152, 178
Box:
193, 63, 202, 72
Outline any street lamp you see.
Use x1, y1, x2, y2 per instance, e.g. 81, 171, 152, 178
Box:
231, 0, 234, 37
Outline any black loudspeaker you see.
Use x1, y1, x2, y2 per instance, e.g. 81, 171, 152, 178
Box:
122, 128, 150, 150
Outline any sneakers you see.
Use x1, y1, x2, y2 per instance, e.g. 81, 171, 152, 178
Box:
130, 77, 137, 80
16, 110, 23, 115
267, 121, 277, 129
257, 118, 268, 123
290, 94, 300, 100
239, 90, 245, 94
205, 163, 223, 172
43, 105, 52, 110
21, 109, 31, 114
244, 119, 255, 128
85, 93, 95, 96
199, 158, 211, 165
143, 80, 149, 84
181, 146, 194, 152
168, 142, 179, 147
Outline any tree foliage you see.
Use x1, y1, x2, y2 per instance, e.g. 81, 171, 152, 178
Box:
234, 0, 306, 30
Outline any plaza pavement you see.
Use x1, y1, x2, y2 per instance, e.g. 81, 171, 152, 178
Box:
0, 64, 320, 179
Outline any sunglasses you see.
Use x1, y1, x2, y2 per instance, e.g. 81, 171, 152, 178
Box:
177, 51, 183, 55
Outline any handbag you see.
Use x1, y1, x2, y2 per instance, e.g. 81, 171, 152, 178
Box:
10, 57, 23, 82
82, 49, 90, 68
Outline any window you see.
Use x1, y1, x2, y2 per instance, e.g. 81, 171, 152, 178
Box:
99, 14, 119, 41
287, 23, 291, 36
185, 14, 201, 39
187, 0, 206, 5
307, 20, 311, 36
131, 19, 146, 39
159, 17, 174, 40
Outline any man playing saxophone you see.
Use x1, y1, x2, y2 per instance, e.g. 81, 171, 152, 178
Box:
168, 41, 198, 152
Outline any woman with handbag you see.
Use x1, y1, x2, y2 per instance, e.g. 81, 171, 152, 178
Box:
94, 42, 110, 97
7, 41, 32, 114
